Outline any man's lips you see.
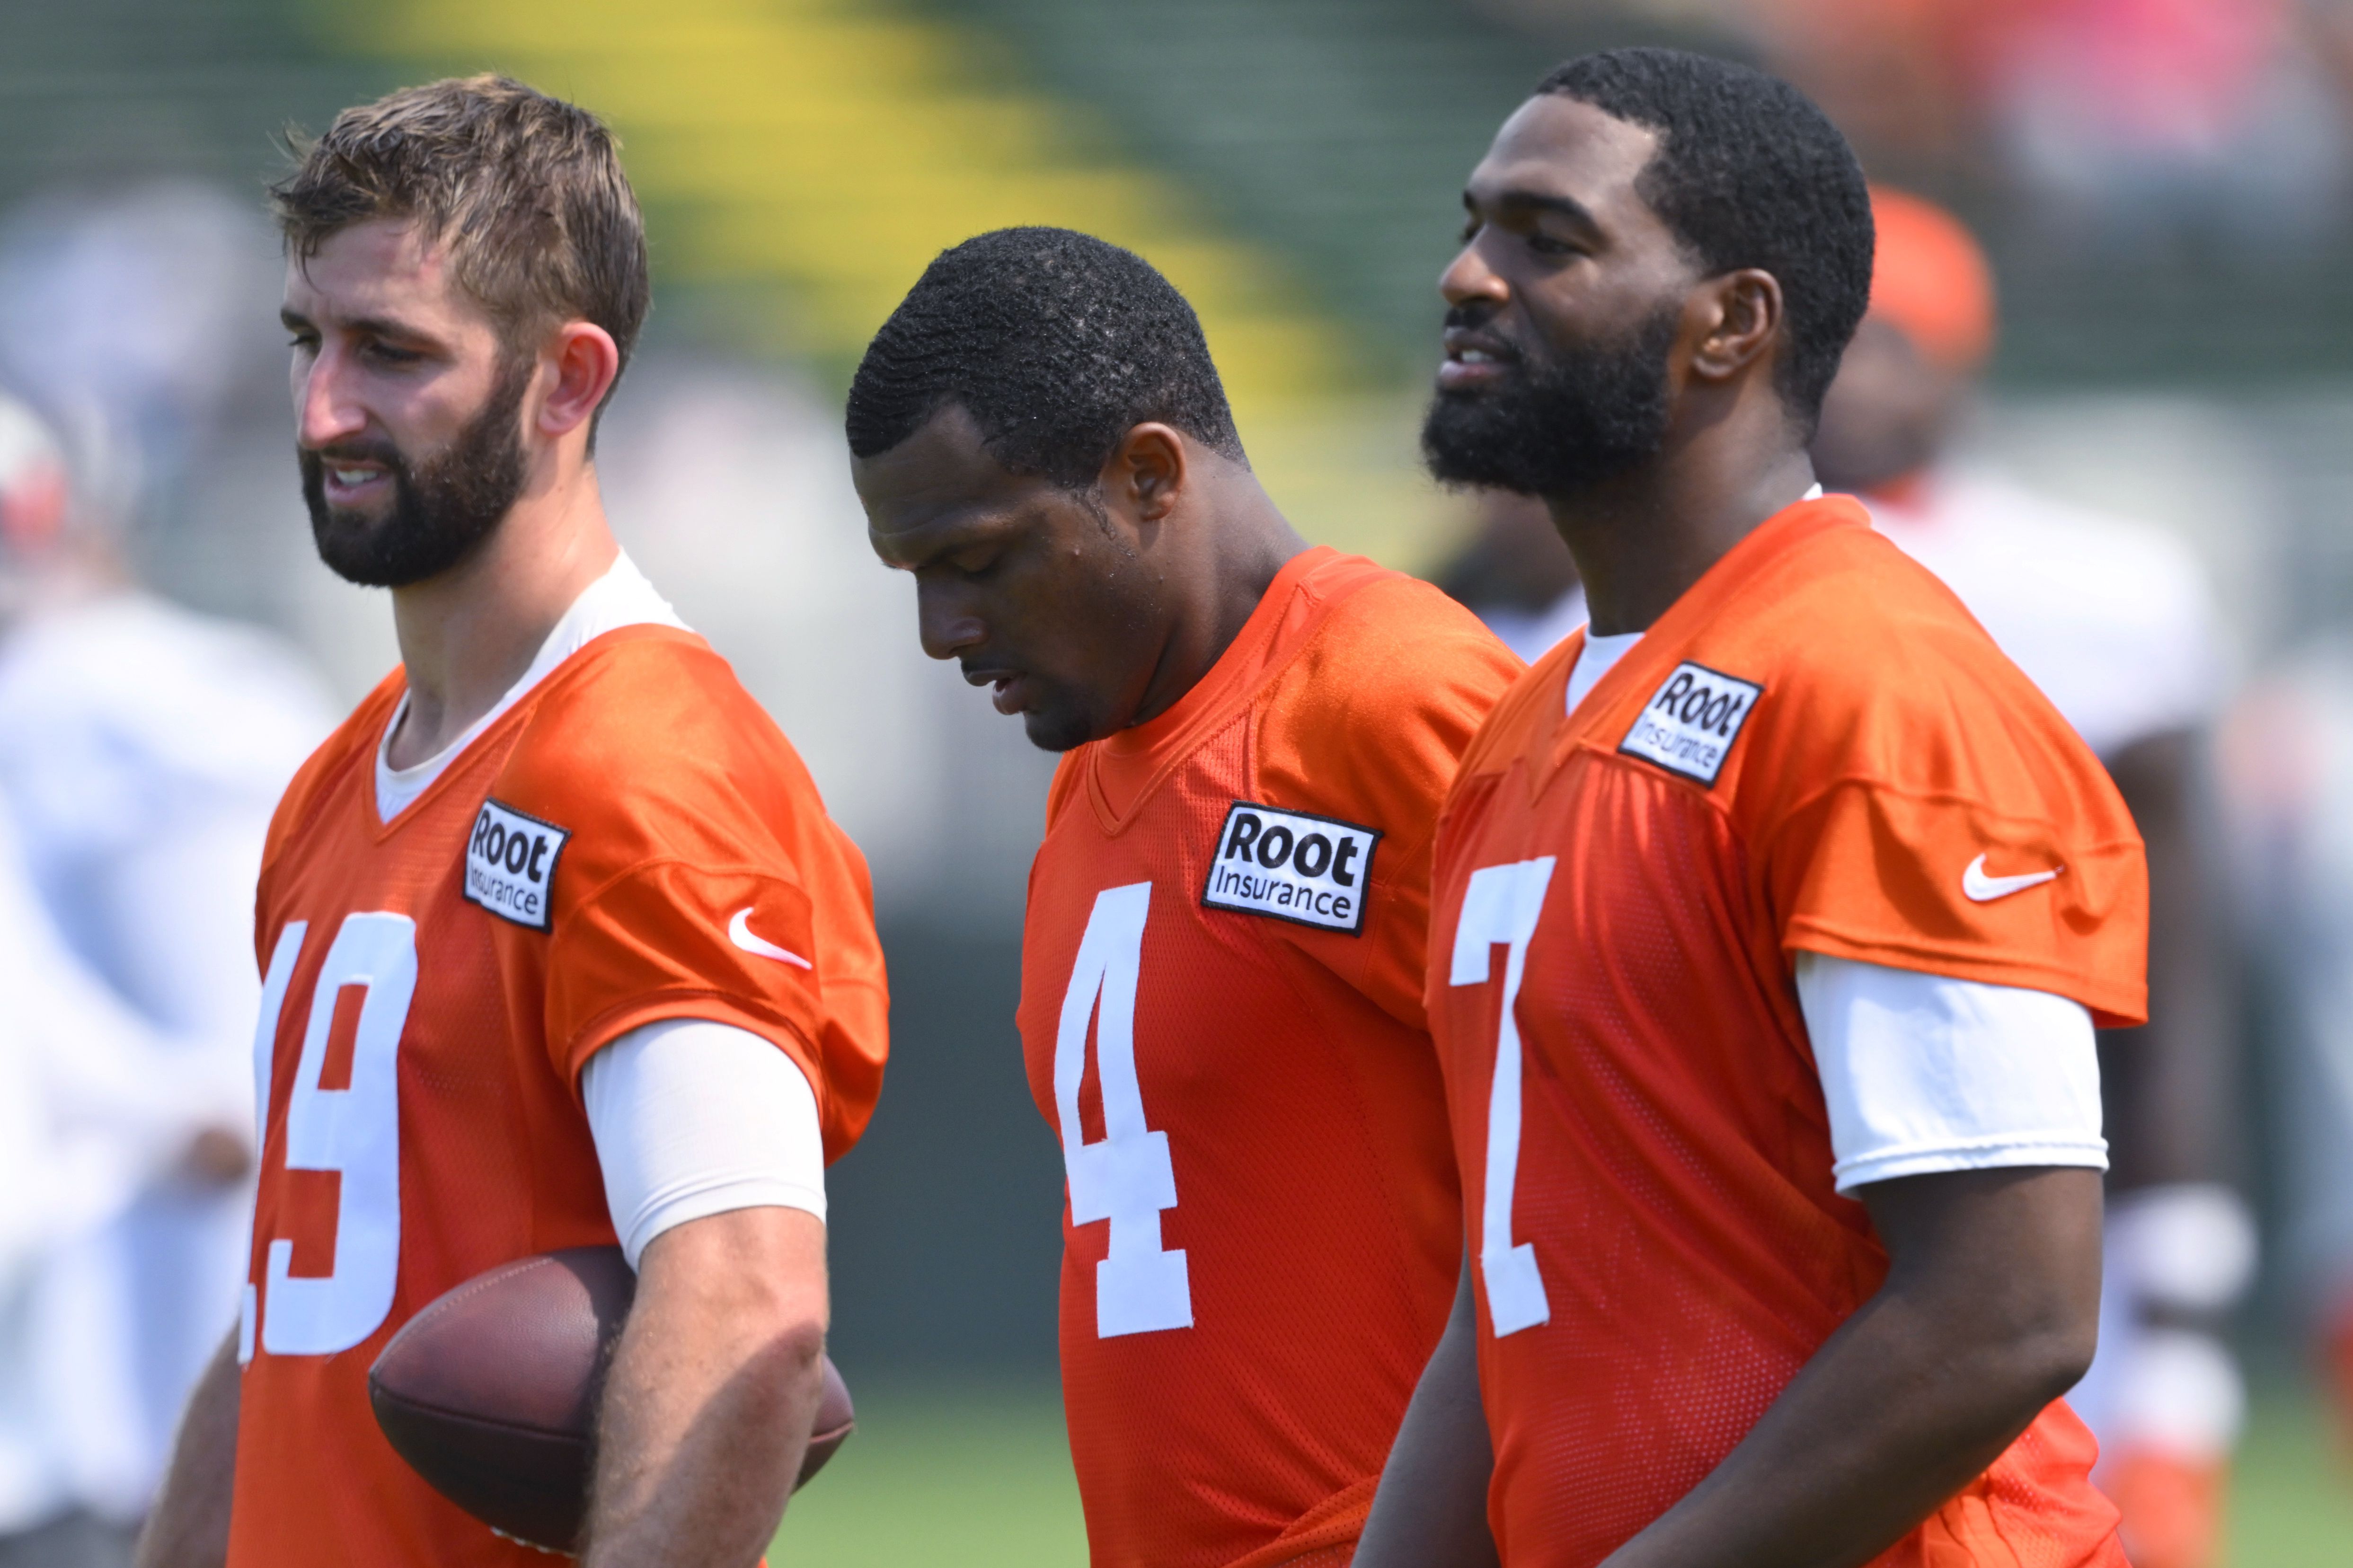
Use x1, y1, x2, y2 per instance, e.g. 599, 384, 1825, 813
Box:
1438, 326, 1520, 392
962, 666, 1030, 716
312, 450, 395, 503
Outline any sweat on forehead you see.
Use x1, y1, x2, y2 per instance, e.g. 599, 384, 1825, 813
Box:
845, 227, 1247, 489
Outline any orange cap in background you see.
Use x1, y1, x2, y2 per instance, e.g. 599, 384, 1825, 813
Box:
1868, 185, 1997, 372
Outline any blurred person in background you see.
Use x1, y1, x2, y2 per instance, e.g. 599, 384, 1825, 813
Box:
1812, 186, 2253, 1568
2219, 651, 2353, 1472
0, 184, 336, 1551
0, 393, 268, 1567
1430, 488, 1584, 664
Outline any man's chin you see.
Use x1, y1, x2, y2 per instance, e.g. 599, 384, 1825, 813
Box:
1421, 393, 1544, 494
1020, 705, 1100, 754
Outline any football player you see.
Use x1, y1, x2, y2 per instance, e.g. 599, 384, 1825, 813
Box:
136, 77, 888, 1568
1357, 49, 2141, 1568
1813, 187, 2253, 1568
849, 229, 1521, 1568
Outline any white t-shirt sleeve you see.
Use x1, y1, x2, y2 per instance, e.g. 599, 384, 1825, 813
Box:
1795, 951, 2107, 1194
580, 1018, 827, 1269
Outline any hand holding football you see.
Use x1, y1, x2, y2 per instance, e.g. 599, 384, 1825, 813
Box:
368, 1246, 853, 1553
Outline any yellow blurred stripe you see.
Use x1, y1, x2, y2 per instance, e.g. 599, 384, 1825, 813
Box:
317, 0, 1455, 563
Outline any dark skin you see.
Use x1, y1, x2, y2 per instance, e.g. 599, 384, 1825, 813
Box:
1355, 94, 2107, 1568
853, 403, 1307, 751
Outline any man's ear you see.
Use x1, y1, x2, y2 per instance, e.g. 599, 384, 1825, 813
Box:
1687, 269, 1783, 386
534, 321, 623, 442
1105, 423, 1189, 523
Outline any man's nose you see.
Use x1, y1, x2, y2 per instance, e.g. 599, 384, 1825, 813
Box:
294, 347, 368, 450
915, 581, 986, 663
1441, 241, 1510, 310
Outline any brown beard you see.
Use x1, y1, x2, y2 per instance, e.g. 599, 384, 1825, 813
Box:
302, 354, 534, 588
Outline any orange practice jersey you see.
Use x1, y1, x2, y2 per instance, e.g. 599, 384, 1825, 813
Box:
228, 625, 887, 1567
1428, 499, 2146, 1567
1018, 546, 1522, 1568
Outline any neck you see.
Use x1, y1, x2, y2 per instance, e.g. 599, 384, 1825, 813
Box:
1549, 396, 1817, 637
386, 458, 619, 769
1127, 466, 1309, 730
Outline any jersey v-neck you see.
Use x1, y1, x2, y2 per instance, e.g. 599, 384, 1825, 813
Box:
1535, 493, 1862, 784
373, 553, 689, 823
1557, 484, 1826, 720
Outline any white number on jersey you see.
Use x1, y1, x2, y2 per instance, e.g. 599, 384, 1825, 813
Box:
241, 912, 416, 1358
1450, 857, 1557, 1337
1052, 882, 1191, 1338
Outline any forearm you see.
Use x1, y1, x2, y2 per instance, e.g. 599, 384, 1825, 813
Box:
1354, 1260, 1498, 1568
583, 1207, 829, 1568
135, 1332, 240, 1568
1605, 1169, 2103, 1568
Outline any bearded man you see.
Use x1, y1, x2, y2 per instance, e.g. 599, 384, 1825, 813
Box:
1359, 48, 2140, 1568
136, 76, 889, 1568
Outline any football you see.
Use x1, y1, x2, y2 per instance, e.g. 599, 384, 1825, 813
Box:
368, 1246, 854, 1552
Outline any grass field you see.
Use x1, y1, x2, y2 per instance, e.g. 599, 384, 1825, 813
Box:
771, 1380, 1087, 1567
2228, 1379, 2353, 1564
771, 1376, 2353, 1566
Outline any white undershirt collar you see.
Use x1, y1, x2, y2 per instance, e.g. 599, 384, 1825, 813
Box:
375, 552, 689, 822
1565, 484, 1823, 718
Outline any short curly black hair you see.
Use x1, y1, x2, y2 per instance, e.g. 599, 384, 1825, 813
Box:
846, 227, 1245, 487
1537, 48, 1873, 430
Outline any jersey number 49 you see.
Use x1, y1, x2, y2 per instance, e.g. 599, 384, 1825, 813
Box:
240, 913, 415, 1361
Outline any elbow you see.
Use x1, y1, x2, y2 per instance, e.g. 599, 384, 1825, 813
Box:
757, 1311, 829, 1382
2011, 1311, 2099, 1409
724, 1268, 828, 1390
1964, 1281, 2101, 1422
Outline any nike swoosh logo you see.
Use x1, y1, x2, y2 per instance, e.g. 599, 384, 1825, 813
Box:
728, 907, 812, 968
1962, 854, 2062, 903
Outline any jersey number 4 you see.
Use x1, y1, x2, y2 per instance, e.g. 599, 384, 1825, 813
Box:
1451, 857, 1556, 1338
240, 913, 416, 1360
1053, 882, 1192, 1338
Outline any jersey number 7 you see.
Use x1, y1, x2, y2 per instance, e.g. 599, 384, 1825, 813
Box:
1450, 857, 1556, 1338
241, 913, 415, 1361
1053, 882, 1193, 1338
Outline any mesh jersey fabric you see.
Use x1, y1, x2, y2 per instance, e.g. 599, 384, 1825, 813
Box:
1428, 497, 2145, 1568
227, 624, 887, 1568
1019, 545, 1522, 1568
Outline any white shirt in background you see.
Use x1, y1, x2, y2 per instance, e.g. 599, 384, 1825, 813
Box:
0, 591, 332, 1524
1866, 468, 2223, 758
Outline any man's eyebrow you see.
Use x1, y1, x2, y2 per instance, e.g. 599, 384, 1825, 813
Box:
277, 307, 449, 349
1467, 186, 1603, 231
347, 314, 447, 347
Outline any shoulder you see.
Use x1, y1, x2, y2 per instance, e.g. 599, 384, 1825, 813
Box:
513, 627, 791, 775
496, 627, 825, 866
1702, 524, 2113, 822
1256, 559, 1522, 831
1260, 561, 1524, 768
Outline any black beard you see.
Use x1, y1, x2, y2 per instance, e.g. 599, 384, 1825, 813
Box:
302, 356, 533, 588
1421, 304, 1679, 498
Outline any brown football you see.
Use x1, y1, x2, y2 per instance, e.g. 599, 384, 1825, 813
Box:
368, 1246, 853, 1553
